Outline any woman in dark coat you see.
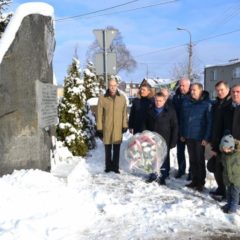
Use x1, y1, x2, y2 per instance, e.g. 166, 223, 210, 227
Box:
145, 92, 178, 185
180, 83, 212, 192
129, 82, 154, 134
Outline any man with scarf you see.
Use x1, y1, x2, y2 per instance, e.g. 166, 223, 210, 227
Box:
97, 77, 128, 173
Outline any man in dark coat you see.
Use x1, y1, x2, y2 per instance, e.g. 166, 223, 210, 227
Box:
129, 82, 154, 134
221, 84, 240, 204
209, 81, 231, 199
222, 84, 240, 142
172, 77, 191, 179
180, 83, 212, 192
145, 92, 178, 185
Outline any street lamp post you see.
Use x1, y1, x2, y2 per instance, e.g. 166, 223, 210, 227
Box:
177, 27, 192, 80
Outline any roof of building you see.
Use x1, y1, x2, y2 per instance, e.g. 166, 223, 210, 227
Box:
144, 78, 176, 88
205, 59, 240, 69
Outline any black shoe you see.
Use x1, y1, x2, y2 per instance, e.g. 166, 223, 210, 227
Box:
157, 177, 166, 185
210, 190, 219, 195
211, 194, 225, 202
187, 173, 192, 181
175, 172, 184, 179
221, 204, 229, 213
185, 182, 197, 189
113, 170, 120, 174
195, 185, 204, 192
227, 209, 237, 214
145, 173, 158, 183
210, 189, 225, 197
104, 169, 111, 173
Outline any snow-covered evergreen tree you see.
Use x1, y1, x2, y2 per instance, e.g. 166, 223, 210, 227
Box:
57, 58, 96, 156
0, 0, 13, 38
83, 61, 100, 99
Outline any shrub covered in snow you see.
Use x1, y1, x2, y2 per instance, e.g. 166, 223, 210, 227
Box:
57, 58, 96, 156
0, 0, 13, 38
83, 61, 100, 99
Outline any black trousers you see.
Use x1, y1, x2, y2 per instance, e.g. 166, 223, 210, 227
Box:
160, 149, 170, 179
104, 144, 121, 172
214, 154, 226, 196
186, 139, 206, 186
176, 139, 186, 175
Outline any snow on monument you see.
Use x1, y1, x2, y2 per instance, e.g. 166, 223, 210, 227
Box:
0, 3, 56, 175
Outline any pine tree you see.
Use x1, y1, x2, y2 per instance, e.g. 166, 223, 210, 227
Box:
83, 61, 100, 99
0, 0, 13, 38
57, 58, 96, 156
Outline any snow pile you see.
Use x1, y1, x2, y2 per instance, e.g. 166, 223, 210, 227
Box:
51, 140, 82, 178
0, 138, 240, 239
0, 2, 54, 63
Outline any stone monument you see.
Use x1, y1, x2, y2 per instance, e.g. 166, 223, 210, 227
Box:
0, 4, 56, 175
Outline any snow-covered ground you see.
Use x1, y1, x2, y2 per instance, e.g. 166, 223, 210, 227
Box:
0, 135, 240, 240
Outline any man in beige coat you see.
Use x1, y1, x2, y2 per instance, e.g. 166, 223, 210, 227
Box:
97, 77, 128, 173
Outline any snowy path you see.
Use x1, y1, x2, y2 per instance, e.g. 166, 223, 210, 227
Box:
0, 139, 240, 239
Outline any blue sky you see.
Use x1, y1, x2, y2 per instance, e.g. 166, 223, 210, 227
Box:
10, 0, 240, 85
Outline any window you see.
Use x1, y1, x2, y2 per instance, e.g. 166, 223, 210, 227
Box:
212, 69, 217, 81
232, 67, 240, 78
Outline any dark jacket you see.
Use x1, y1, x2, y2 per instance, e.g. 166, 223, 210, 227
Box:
180, 91, 212, 141
144, 104, 178, 148
172, 88, 191, 122
222, 102, 240, 141
211, 93, 231, 152
129, 97, 154, 134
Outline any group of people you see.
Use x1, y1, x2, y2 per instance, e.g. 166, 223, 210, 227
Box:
96, 75, 240, 214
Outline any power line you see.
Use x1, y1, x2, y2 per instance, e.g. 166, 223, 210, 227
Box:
56, 0, 179, 22
135, 43, 186, 57
135, 28, 240, 57
206, 3, 240, 36
195, 28, 240, 44
56, 0, 140, 22
73, 0, 179, 21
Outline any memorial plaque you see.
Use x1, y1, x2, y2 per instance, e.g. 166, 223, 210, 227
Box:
36, 80, 58, 128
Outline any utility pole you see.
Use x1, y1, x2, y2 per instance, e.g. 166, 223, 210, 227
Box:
177, 27, 192, 81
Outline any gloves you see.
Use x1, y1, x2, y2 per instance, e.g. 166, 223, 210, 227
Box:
122, 128, 128, 133
97, 130, 103, 139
